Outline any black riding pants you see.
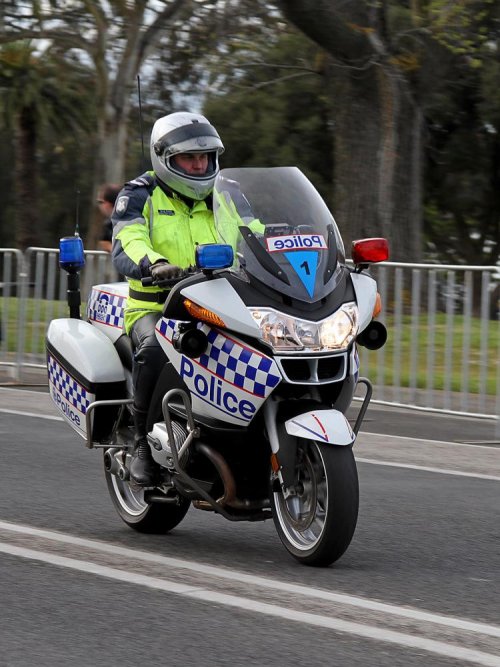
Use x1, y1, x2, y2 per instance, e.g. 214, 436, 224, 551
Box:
130, 312, 165, 415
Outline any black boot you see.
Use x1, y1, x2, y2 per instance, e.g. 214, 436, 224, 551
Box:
129, 409, 159, 487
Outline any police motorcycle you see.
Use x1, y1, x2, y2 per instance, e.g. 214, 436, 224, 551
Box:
46, 166, 388, 567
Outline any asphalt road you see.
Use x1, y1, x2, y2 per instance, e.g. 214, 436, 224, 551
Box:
0, 389, 499, 666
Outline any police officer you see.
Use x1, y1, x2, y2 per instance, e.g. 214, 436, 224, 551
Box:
111, 112, 225, 486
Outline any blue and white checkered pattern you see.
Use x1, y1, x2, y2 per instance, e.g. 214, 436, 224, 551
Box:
157, 318, 281, 399
87, 288, 125, 329
199, 328, 281, 398
47, 354, 92, 414
157, 318, 177, 341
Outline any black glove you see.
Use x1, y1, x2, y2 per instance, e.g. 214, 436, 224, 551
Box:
150, 261, 183, 282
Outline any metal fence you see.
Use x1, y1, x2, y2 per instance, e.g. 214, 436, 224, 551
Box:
363, 261, 499, 426
1, 247, 499, 432
0, 246, 118, 378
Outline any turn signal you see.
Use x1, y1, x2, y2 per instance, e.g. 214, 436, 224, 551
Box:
373, 292, 382, 318
184, 299, 225, 327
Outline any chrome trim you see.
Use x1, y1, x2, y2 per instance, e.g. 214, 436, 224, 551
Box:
85, 398, 133, 449
275, 353, 347, 385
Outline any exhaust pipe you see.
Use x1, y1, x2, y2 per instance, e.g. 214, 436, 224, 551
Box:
193, 442, 236, 510
192, 443, 269, 511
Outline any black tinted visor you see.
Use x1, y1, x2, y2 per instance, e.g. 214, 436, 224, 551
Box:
154, 123, 220, 156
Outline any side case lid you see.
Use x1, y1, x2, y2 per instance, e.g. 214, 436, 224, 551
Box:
47, 318, 125, 384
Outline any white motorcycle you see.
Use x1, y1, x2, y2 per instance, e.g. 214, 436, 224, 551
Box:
46, 167, 388, 566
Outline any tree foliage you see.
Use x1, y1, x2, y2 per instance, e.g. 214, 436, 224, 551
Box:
0, 41, 94, 248
276, 0, 500, 264
1, 0, 292, 247
423, 5, 500, 265
1, 0, 224, 246
204, 28, 334, 203
0, 0, 498, 268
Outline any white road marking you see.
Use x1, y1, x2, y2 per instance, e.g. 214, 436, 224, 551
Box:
0, 520, 499, 639
0, 540, 499, 667
363, 431, 499, 452
0, 387, 45, 393
0, 408, 62, 420
355, 457, 500, 481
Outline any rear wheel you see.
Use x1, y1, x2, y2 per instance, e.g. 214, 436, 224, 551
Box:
270, 441, 358, 566
104, 453, 190, 534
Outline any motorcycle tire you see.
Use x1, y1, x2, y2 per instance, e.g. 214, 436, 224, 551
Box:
270, 440, 358, 566
104, 456, 190, 534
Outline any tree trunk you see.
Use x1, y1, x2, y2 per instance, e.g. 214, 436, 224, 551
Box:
83, 0, 194, 249
279, 0, 424, 262
86, 90, 132, 249
14, 106, 41, 250
327, 64, 422, 262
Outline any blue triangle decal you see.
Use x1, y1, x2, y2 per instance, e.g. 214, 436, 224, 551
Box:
285, 251, 318, 297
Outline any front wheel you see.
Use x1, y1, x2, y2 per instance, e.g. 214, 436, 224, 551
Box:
270, 441, 358, 566
104, 454, 190, 534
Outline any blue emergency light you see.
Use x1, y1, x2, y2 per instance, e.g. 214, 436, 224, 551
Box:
59, 235, 85, 273
195, 243, 234, 271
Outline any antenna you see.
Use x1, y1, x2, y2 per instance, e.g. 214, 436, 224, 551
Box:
137, 74, 146, 171
75, 189, 80, 236
59, 187, 85, 319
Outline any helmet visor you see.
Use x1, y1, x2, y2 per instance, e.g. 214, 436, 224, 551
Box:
153, 122, 222, 157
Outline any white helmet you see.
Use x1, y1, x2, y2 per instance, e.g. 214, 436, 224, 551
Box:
150, 111, 224, 200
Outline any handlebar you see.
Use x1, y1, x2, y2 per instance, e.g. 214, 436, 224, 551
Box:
141, 267, 198, 288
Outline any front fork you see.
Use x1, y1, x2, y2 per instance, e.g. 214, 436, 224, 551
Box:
263, 399, 297, 493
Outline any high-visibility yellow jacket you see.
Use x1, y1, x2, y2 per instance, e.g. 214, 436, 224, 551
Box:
111, 172, 217, 333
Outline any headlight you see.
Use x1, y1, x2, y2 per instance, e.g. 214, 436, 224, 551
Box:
320, 304, 358, 349
249, 303, 358, 353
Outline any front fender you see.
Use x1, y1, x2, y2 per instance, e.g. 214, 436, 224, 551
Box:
285, 409, 355, 446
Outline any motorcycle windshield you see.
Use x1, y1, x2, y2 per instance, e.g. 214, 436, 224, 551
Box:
213, 167, 346, 303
